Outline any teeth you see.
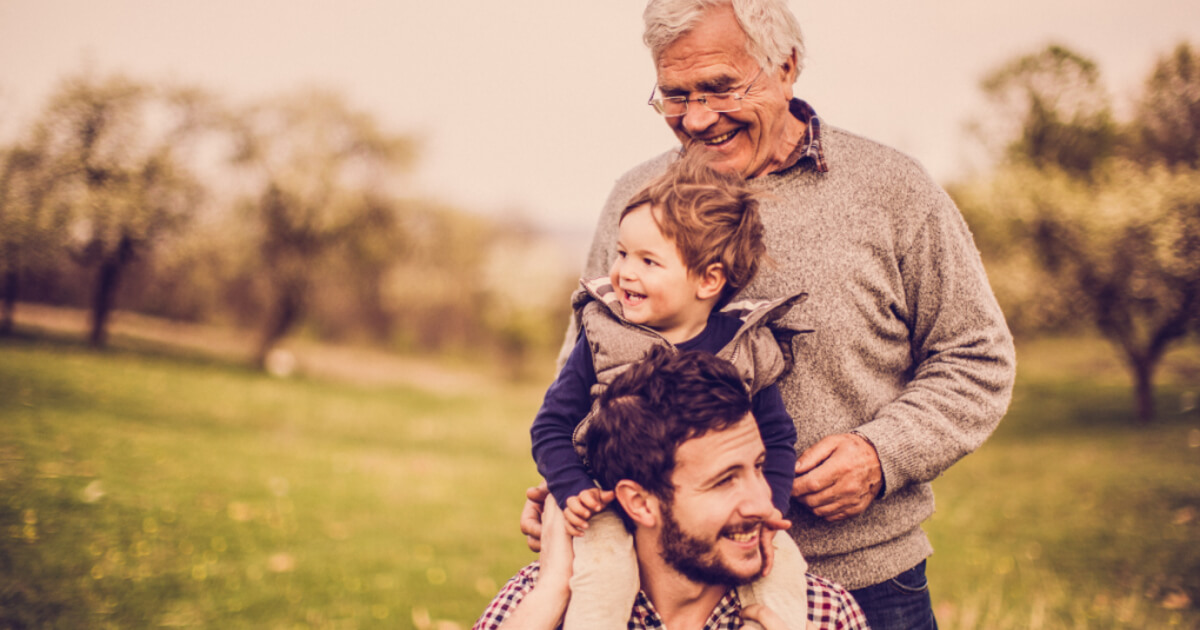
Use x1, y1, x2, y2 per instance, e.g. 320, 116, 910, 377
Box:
703, 130, 737, 145
726, 530, 757, 543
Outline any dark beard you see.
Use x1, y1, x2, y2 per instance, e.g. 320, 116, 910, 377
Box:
658, 501, 761, 587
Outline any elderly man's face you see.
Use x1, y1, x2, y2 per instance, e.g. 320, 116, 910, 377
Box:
654, 4, 798, 179
657, 412, 774, 585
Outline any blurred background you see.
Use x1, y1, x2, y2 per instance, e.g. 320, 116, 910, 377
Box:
1, 1, 1198, 628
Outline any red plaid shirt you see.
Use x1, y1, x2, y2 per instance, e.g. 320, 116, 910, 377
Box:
473, 562, 870, 630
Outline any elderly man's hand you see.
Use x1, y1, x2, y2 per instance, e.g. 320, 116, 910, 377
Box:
792, 433, 882, 522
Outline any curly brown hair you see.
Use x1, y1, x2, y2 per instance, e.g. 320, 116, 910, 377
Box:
585, 346, 752, 531
622, 150, 767, 307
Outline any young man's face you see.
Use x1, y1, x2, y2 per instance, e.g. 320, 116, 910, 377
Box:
654, 4, 798, 179
610, 203, 712, 343
657, 413, 773, 585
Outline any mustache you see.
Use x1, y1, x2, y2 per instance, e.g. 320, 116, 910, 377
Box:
719, 519, 763, 537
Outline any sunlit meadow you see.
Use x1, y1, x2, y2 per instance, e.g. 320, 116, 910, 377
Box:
1, 331, 1197, 629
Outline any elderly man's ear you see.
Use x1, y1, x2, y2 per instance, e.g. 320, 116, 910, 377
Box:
778, 50, 799, 97
615, 480, 660, 528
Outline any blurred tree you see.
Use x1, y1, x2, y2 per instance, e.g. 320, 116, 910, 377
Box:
960, 43, 1200, 423
1133, 42, 1200, 169
21, 74, 213, 347
379, 199, 491, 353
0, 144, 69, 334
958, 163, 1200, 423
227, 89, 415, 369
977, 44, 1119, 177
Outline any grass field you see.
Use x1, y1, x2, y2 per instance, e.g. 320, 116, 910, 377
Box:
1, 330, 1197, 629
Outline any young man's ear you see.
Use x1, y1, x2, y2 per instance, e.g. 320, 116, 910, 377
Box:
696, 262, 727, 302
615, 479, 660, 528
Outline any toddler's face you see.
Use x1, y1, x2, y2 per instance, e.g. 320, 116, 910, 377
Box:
609, 204, 711, 343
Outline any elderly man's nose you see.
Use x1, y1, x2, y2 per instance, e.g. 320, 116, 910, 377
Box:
680, 103, 719, 134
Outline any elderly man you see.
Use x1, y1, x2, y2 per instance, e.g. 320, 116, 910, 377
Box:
523, 1, 1017, 628
482, 348, 868, 629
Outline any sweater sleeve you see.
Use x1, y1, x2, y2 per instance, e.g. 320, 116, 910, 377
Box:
854, 188, 1016, 499
531, 332, 601, 508
752, 384, 799, 514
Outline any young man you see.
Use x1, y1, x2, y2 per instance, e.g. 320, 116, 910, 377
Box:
524, 1, 1017, 628
482, 348, 867, 629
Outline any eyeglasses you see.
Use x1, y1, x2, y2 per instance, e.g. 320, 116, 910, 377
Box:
647, 70, 763, 118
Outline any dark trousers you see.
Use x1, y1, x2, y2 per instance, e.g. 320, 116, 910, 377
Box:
847, 560, 938, 630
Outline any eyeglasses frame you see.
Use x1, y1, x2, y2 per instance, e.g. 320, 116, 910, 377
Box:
647, 69, 764, 118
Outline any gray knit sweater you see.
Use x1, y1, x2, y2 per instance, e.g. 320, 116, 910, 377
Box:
570, 122, 1016, 589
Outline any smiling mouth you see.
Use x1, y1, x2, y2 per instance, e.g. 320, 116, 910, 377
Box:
622, 288, 646, 305
699, 129, 738, 146
723, 523, 761, 544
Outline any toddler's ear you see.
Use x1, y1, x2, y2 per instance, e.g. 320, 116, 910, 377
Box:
696, 262, 726, 301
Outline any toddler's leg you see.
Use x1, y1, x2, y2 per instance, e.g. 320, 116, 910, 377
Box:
562, 507, 639, 630
738, 533, 815, 630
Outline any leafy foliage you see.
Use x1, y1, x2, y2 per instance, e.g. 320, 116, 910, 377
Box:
13, 73, 217, 347
977, 44, 1119, 177
959, 42, 1200, 422
0, 144, 70, 333
224, 88, 417, 367
1134, 42, 1200, 169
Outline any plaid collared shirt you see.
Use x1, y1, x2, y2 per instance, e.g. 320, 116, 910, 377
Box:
778, 98, 828, 174
472, 562, 870, 630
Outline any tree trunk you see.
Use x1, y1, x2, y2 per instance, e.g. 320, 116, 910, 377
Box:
0, 268, 17, 336
255, 281, 304, 370
1132, 356, 1157, 425
89, 237, 135, 349
90, 258, 120, 348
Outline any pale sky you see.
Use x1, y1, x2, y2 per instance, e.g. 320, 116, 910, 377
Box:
2, 0, 1198, 234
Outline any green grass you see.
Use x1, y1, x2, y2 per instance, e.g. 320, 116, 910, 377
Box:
925, 337, 1200, 629
1, 332, 1197, 629
0, 334, 542, 629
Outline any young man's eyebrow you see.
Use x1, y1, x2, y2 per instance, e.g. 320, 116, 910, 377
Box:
699, 463, 744, 488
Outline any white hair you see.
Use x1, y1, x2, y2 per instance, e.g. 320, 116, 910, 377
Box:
643, 0, 806, 81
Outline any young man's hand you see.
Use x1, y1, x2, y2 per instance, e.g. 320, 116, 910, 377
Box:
758, 509, 792, 578
741, 603, 791, 630
499, 496, 575, 629
562, 487, 616, 537
537, 496, 576, 589
520, 482, 550, 551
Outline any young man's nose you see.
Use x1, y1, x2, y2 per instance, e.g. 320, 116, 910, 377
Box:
737, 477, 774, 519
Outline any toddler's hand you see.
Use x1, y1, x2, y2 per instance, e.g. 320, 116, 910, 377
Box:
563, 487, 615, 537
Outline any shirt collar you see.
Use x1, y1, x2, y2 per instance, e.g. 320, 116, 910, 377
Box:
631, 589, 743, 629
774, 98, 828, 175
